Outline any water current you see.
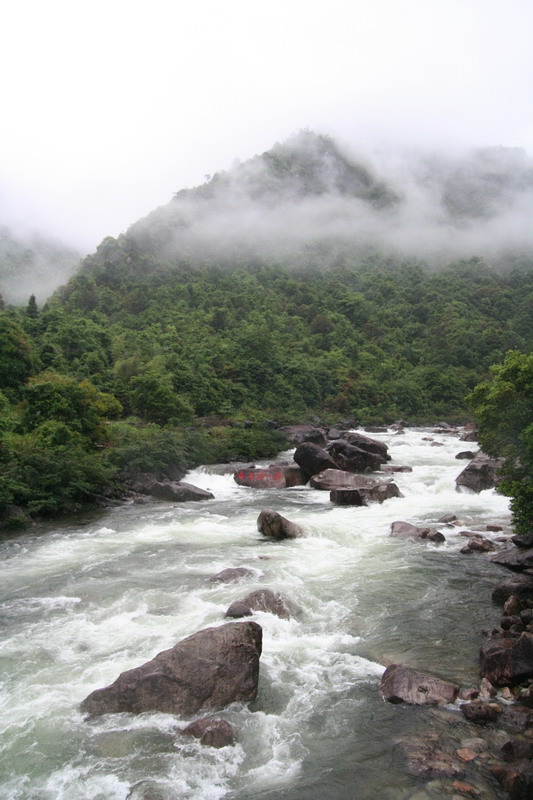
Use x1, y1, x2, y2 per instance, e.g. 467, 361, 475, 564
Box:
0, 429, 512, 800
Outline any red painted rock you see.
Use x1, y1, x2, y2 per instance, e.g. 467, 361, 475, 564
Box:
233, 466, 286, 489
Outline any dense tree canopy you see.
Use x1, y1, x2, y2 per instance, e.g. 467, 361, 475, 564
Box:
468, 351, 533, 534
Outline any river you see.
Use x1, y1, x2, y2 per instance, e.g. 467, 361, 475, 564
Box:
0, 428, 512, 799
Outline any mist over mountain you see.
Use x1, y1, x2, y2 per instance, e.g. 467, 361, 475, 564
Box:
122, 131, 533, 271
0, 225, 81, 305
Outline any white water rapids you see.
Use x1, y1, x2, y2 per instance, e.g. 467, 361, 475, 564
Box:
0, 429, 512, 799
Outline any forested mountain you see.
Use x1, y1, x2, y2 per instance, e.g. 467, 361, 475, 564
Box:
1, 131, 532, 526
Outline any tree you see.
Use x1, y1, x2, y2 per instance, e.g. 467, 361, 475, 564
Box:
468, 350, 533, 533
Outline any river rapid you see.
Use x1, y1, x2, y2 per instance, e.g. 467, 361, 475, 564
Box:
0, 428, 512, 800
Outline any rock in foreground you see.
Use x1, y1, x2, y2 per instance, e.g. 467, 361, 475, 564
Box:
80, 621, 262, 717
380, 664, 459, 706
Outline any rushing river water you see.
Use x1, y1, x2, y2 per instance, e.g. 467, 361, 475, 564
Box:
0, 429, 513, 800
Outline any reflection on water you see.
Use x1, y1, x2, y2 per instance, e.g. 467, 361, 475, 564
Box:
0, 429, 511, 799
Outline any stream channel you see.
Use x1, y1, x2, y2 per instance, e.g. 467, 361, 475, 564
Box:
0, 428, 512, 799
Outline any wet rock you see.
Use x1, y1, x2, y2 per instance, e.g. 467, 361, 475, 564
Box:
380, 664, 459, 706
293, 442, 338, 478
460, 536, 496, 554
181, 717, 236, 748
381, 464, 413, 473
455, 748, 479, 762
330, 482, 401, 505
325, 439, 386, 472
501, 737, 533, 762
487, 524, 504, 532
208, 567, 256, 584
455, 451, 505, 493
282, 465, 308, 487
226, 588, 290, 620
456, 451, 476, 460
460, 702, 500, 724
499, 704, 533, 733
150, 481, 214, 502
336, 431, 390, 461
490, 547, 533, 572
438, 513, 458, 524
490, 761, 533, 800
492, 576, 533, 606
310, 469, 383, 491
480, 631, 533, 685
503, 596, 524, 617
80, 621, 262, 717
225, 601, 253, 618
512, 532, 533, 549
396, 733, 460, 778
276, 425, 328, 447
233, 466, 287, 489
390, 521, 445, 543
257, 509, 303, 540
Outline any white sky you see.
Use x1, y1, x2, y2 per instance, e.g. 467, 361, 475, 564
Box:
2, 0, 532, 252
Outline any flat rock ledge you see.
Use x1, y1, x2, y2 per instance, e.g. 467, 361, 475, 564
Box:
380, 664, 459, 706
80, 621, 262, 718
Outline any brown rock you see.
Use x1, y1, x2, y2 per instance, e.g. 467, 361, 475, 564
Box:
390, 521, 445, 543
181, 717, 236, 748
150, 481, 214, 502
330, 482, 401, 505
309, 469, 381, 491
226, 588, 290, 620
490, 547, 533, 572
293, 442, 338, 478
380, 664, 459, 706
381, 465, 413, 473
480, 632, 533, 685
460, 702, 500, 724
455, 451, 504, 493
396, 734, 460, 778
208, 567, 255, 584
80, 621, 262, 718
325, 439, 386, 472
456, 748, 479, 762
257, 509, 303, 539
490, 761, 533, 800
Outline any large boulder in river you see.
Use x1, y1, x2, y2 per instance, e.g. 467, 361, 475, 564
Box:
337, 431, 390, 461
293, 443, 338, 478
276, 425, 327, 447
331, 482, 401, 505
480, 631, 533, 685
234, 466, 287, 489
380, 664, 459, 706
455, 451, 505, 493
80, 621, 262, 717
325, 439, 386, 472
310, 469, 384, 491
149, 481, 214, 502
257, 509, 303, 539
489, 547, 533, 572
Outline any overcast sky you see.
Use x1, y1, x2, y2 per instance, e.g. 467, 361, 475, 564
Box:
2, 0, 532, 252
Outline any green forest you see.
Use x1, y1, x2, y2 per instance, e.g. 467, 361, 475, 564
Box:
1, 132, 532, 528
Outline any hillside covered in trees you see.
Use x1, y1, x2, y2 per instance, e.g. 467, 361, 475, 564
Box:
1, 132, 532, 527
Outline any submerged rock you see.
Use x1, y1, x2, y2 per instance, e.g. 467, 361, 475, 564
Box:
208, 567, 256, 583
80, 621, 262, 718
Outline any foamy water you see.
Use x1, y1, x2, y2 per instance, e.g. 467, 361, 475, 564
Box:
0, 429, 511, 799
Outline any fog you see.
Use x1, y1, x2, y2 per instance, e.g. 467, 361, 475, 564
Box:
126, 133, 533, 270
1, 0, 533, 267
